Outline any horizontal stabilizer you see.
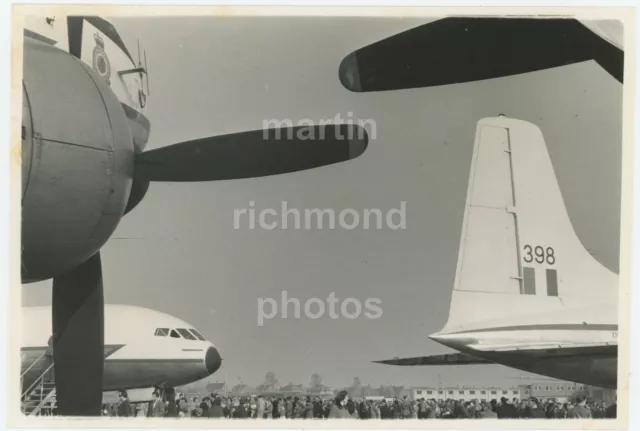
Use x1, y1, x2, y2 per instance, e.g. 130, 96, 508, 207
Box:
373, 353, 491, 366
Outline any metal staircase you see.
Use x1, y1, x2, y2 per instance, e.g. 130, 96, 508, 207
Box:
21, 352, 56, 416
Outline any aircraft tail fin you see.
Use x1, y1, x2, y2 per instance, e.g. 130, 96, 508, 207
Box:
438, 117, 617, 334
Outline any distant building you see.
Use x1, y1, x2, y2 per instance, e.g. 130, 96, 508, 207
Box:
278, 383, 305, 392
308, 385, 334, 398
519, 381, 586, 403
412, 386, 523, 402
228, 384, 258, 397
410, 380, 615, 404
205, 382, 227, 396
520, 381, 616, 404
267, 383, 306, 397
587, 386, 617, 405
348, 385, 411, 399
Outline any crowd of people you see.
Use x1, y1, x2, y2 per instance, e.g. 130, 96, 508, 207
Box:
104, 389, 616, 419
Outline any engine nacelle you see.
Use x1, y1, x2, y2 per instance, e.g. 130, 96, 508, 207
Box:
22, 37, 134, 282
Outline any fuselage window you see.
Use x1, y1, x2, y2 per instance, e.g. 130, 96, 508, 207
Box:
177, 328, 197, 340
154, 328, 169, 336
189, 329, 207, 341
170, 329, 181, 339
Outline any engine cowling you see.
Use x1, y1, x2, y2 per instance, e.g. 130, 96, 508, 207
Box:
22, 37, 135, 283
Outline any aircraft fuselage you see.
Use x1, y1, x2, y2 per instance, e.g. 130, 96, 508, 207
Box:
21, 305, 222, 394
432, 325, 618, 389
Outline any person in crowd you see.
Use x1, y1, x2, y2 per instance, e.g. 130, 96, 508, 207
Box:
206, 396, 224, 418
400, 395, 414, 419
150, 390, 166, 418
453, 400, 469, 418
417, 398, 428, 419
202, 397, 211, 417
378, 399, 388, 419
478, 402, 498, 419
389, 397, 398, 418
328, 390, 352, 419
265, 396, 273, 418
605, 401, 617, 419
223, 398, 232, 418
164, 392, 178, 418
135, 403, 146, 417
278, 398, 287, 418
176, 393, 189, 418
303, 397, 314, 419
233, 397, 249, 418
358, 398, 371, 419
545, 400, 558, 418
440, 400, 454, 419
411, 400, 419, 418
514, 399, 525, 418
525, 398, 546, 418
425, 399, 437, 419
116, 389, 132, 417
285, 397, 293, 418
569, 396, 592, 419
556, 402, 570, 419
256, 395, 265, 419
188, 396, 197, 413
197, 396, 209, 417
313, 397, 323, 418
289, 397, 301, 418
371, 400, 380, 419
248, 396, 257, 418
497, 396, 517, 418
468, 401, 479, 418
346, 398, 358, 418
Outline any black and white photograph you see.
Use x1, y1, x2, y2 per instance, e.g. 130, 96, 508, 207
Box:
10, 4, 634, 427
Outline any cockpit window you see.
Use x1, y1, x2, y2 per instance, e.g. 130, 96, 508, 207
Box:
154, 328, 169, 337
83, 16, 135, 64
177, 328, 197, 340
189, 329, 207, 341
170, 329, 181, 339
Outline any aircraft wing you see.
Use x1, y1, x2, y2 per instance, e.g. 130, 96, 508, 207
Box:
373, 353, 492, 366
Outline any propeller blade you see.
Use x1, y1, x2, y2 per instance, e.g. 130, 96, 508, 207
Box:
123, 179, 150, 215
339, 17, 623, 93
52, 252, 104, 416
134, 124, 368, 182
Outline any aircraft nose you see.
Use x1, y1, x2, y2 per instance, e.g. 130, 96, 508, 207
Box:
205, 346, 222, 374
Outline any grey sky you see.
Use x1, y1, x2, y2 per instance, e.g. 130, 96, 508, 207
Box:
22, 16, 622, 390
